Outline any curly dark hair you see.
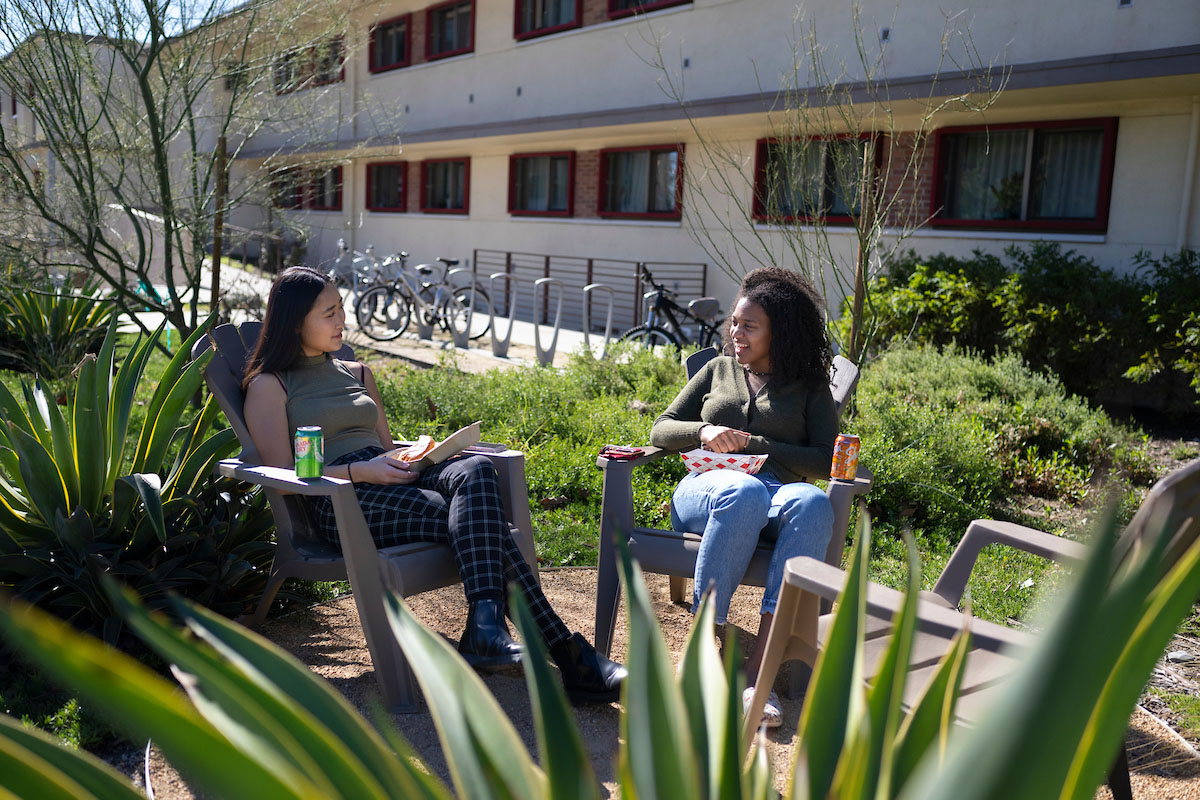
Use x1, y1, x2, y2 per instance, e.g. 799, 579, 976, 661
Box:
725, 267, 832, 387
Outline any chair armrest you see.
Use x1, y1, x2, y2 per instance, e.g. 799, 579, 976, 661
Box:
217, 459, 351, 496
931, 519, 1088, 607
595, 445, 670, 470
785, 556, 1032, 654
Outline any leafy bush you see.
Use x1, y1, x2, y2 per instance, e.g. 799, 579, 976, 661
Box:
0, 270, 116, 390
848, 243, 1200, 415
0, 318, 275, 643
851, 344, 1152, 546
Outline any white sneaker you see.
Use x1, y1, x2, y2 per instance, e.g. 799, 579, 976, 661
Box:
743, 686, 782, 729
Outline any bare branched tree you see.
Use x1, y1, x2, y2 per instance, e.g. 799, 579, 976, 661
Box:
638, 4, 1008, 361
0, 0, 378, 344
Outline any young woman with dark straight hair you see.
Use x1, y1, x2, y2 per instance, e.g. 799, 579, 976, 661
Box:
242, 266, 625, 703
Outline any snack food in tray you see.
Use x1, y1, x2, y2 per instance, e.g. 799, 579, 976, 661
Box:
680, 448, 768, 475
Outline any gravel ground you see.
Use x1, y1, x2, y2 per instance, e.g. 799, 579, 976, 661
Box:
132, 568, 1200, 799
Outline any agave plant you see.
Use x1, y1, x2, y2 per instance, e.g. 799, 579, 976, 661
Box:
0, 505, 1197, 799
0, 273, 116, 387
0, 315, 273, 641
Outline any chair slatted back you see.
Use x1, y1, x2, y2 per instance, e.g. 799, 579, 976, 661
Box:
194, 320, 356, 558
1114, 459, 1200, 578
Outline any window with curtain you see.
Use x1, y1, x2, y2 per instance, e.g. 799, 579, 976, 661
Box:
309, 167, 342, 210
935, 119, 1116, 231
754, 137, 870, 222
422, 158, 469, 213
515, 0, 579, 38
428, 0, 473, 59
510, 153, 573, 215
370, 16, 410, 72
608, 0, 690, 19
367, 163, 406, 211
601, 146, 682, 219
272, 38, 344, 93
273, 166, 342, 211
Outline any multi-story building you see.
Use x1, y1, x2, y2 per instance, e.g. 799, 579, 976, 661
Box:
9, 1, 1200, 318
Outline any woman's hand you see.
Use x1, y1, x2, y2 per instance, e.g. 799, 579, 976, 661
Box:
353, 455, 421, 485
699, 424, 751, 453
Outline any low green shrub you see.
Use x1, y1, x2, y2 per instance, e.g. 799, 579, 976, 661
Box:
847, 243, 1200, 416
373, 345, 687, 565
851, 344, 1152, 559
0, 269, 116, 392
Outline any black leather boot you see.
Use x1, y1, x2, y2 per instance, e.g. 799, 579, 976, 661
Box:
550, 632, 627, 705
458, 598, 523, 668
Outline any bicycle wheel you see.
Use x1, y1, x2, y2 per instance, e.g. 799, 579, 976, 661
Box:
620, 324, 681, 351
355, 285, 411, 340
445, 285, 492, 340
699, 322, 724, 350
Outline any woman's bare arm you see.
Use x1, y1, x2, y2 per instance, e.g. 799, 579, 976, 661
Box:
244, 374, 294, 468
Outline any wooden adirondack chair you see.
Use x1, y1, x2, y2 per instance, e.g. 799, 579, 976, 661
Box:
593, 347, 873, 657
194, 321, 537, 712
746, 458, 1200, 799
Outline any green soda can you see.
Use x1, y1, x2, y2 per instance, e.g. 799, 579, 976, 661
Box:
294, 426, 324, 479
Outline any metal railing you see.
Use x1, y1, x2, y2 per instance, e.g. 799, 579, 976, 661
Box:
472, 249, 707, 334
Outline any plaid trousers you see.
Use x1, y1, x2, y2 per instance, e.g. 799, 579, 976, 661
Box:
309, 447, 570, 647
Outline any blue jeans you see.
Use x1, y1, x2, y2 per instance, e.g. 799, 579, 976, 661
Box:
670, 470, 834, 623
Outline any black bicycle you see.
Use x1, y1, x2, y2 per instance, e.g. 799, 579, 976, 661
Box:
620, 266, 724, 350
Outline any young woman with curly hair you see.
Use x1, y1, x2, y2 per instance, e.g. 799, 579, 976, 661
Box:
650, 266, 836, 728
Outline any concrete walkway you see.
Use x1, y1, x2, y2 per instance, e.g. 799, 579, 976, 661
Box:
137, 262, 614, 373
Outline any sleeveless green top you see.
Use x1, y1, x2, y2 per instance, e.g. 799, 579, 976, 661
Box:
278, 354, 381, 463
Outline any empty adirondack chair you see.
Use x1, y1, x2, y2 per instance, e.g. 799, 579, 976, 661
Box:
593, 346, 873, 657
746, 458, 1200, 799
194, 320, 537, 712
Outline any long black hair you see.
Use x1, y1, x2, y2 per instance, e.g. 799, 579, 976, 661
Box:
726, 267, 832, 387
242, 266, 335, 389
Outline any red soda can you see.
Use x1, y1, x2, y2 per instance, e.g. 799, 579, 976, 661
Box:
830, 434, 860, 480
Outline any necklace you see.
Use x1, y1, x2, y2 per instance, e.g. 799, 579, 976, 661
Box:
744, 366, 772, 377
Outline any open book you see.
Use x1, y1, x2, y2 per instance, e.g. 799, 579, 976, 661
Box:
383, 421, 482, 470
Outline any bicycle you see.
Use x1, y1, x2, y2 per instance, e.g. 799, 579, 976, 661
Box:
619, 265, 724, 350
354, 254, 492, 341
326, 239, 390, 320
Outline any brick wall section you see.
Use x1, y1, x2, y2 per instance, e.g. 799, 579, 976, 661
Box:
410, 9, 427, 64
877, 132, 935, 229
407, 161, 422, 211
581, 0, 609, 26
574, 150, 600, 217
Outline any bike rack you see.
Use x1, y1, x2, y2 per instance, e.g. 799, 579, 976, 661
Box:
488, 272, 519, 358
445, 267, 476, 349
533, 277, 563, 368
582, 283, 615, 359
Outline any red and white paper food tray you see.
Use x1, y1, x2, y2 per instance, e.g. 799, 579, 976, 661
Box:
680, 448, 768, 475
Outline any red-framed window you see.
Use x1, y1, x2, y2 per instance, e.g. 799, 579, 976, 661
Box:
272, 37, 344, 94
421, 158, 470, 213
426, 0, 474, 61
932, 117, 1118, 232
514, 0, 581, 40
273, 166, 343, 211
608, 0, 690, 21
598, 144, 683, 220
366, 162, 407, 212
752, 135, 877, 224
369, 14, 412, 73
508, 152, 574, 216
